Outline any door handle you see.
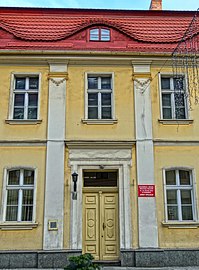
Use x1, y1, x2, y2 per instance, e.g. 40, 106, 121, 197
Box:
102, 222, 106, 230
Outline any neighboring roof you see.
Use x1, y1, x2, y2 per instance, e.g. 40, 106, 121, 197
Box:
0, 7, 198, 53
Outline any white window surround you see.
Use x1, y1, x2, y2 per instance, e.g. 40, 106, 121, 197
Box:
0, 167, 37, 230
158, 73, 190, 123
83, 72, 116, 123
68, 148, 132, 250
163, 167, 198, 225
7, 72, 42, 124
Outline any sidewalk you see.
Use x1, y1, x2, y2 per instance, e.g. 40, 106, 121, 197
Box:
102, 267, 199, 270
2, 267, 199, 270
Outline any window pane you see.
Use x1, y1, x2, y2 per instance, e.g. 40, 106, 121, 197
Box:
7, 189, 19, 205
175, 108, 186, 119
181, 190, 192, 204
8, 170, 20, 185
6, 189, 19, 221
166, 170, 176, 185
13, 108, 24, 119
162, 94, 171, 107
24, 170, 34, 185
88, 93, 98, 106
102, 93, 111, 105
174, 77, 184, 90
29, 77, 39, 90
22, 189, 33, 221
6, 206, 18, 221
88, 107, 98, 119
161, 78, 170, 89
163, 108, 172, 119
102, 107, 112, 119
167, 190, 177, 204
88, 77, 98, 89
101, 29, 110, 41
14, 94, 25, 106
15, 78, 26, 89
28, 94, 38, 106
28, 108, 37, 119
90, 29, 99, 41
179, 170, 190, 185
22, 206, 33, 221
84, 171, 117, 187
22, 189, 33, 204
182, 206, 193, 220
167, 206, 178, 220
175, 92, 185, 105
101, 77, 111, 89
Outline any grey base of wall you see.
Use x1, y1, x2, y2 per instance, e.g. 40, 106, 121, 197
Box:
121, 249, 199, 267
1, 249, 199, 268
0, 250, 81, 269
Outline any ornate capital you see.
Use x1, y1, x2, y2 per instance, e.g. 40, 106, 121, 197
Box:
133, 78, 151, 94
48, 72, 68, 86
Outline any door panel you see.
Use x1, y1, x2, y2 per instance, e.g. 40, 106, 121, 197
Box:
83, 190, 119, 261
83, 194, 99, 260
102, 193, 119, 260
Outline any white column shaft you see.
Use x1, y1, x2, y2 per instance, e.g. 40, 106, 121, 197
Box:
43, 64, 67, 250
133, 65, 158, 248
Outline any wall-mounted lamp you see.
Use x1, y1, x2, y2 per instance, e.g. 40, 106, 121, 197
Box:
72, 172, 78, 200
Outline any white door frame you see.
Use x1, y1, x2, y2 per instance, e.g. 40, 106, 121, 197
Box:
69, 148, 132, 251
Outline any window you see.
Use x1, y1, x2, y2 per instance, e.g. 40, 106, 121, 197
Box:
90, 28, 110, 41
84, 171, 118, 187
87, 74, 113, 119
5, 169, 35, 222
12, 75, 39, 120
160, 76, 187, 119
164, 169, 195, 221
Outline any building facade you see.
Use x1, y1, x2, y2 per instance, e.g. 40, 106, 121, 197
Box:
0, 2, 199, 268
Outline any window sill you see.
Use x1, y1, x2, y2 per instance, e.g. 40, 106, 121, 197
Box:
82, 119, 118, 125
158, 119, 193, 125
0, 222, 38, 230
5, 119, 42, 125
162, 221, 199, 229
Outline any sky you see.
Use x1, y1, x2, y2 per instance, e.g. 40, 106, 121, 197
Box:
0, 0, 198, 11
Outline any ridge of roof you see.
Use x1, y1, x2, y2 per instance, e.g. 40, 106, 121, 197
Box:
0, 6, 197, 15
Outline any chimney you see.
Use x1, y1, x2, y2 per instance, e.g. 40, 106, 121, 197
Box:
149, 0, 162, 10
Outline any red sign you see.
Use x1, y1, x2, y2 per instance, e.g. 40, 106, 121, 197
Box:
138, 185, 155, 197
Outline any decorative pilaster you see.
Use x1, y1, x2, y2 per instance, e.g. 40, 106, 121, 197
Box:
132, 61, 158, 248
43, 63, 68, 250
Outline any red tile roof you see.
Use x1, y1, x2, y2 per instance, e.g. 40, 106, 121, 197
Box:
0, 7, 198, 53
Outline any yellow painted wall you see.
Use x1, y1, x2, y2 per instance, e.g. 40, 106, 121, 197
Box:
155, 145, 199, 248
1, 59, 199, 251
66, 65, 135, 140
0, 146, 46, 250
0, 66, 49, 141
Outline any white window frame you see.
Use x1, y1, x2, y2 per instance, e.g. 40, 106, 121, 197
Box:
85, 72, 115, 120
159, 73, 188, 120
9, 73, 41, 120
1, 167, 37, 223
163, 167, 197, 222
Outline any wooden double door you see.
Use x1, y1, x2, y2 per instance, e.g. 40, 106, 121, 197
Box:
82, 188, 119, 261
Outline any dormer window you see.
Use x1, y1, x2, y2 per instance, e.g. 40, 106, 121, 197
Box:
90, 28, 110, 41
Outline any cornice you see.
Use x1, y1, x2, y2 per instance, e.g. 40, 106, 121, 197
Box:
0, 53, 174, 67
66, 140, 135, 149
154, 140, 199, 146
